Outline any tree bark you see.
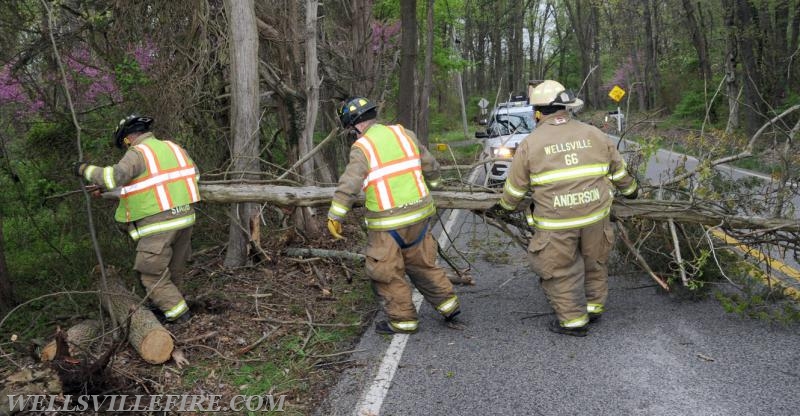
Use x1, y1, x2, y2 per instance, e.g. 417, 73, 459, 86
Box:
350, 0, 376, 95
682, 0, 712, 82
105, 279, 174, 365
509, 6, 524, 94
734, 0, 763, 135
398, 0, 417, 128
302, 0, 320, 185
198, 185, 800, 232
565, 0, 600, 107
0, 215, 14, 313
41, 320, 102, 361
643, 0, 660, 110
723, 0, 740, 134
224, 0, 261, 267
416, 0, 434, 146
295, 0, 322, 237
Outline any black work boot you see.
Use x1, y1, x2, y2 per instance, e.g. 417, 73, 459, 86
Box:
374, 320, 418, 335
588, 312, 602, 323
547, 319, 588, 337
443, 307, 461, 322
167, 310, 193, 325
147, 304, 168, 324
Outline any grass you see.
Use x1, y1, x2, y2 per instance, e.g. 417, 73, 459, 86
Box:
429, 129, 484, 167
430, 130, 474, 144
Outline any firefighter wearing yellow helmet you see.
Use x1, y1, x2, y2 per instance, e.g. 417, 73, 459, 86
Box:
327, 97, 460, 335
489, 80, 638, 336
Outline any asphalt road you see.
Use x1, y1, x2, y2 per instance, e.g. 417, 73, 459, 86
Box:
317, 206, 800, 416
614, 136, 800, 293
316, 140, 800, 416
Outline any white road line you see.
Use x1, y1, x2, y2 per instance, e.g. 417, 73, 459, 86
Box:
354, 167, 481, 416
354, 292, 423, 416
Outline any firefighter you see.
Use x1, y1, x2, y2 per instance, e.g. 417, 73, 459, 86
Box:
488, 80, 638, 337
74, 115, 200, 324
327, 97, 460, 334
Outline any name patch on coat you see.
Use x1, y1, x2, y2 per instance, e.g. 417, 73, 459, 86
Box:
171, 205, 191, 215
543, 139, 592, 155
552, 188, 601, 208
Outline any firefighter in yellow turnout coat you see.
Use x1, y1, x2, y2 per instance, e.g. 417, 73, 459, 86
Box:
75, 115, 200, 323
493, 81, 637, 337
327, 97, 460, 335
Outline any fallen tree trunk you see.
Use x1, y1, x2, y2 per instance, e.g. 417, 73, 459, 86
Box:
104, 279, 174, 364
200, 184, 800, 231
40, 320, 101, 362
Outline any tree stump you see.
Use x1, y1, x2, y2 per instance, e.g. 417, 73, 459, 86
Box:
40, 320, 102, 361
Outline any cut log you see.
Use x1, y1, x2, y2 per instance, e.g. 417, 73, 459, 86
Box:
104, 279, 174, 364
200, 184, 800, 231
40, 320, 101, 362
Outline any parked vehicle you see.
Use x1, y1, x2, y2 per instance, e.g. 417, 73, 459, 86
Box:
475, 97, 536, 187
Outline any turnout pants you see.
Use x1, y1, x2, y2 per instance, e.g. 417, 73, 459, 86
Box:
365, 220, 457, 328
134, 226, 192, 320
526, 218, 614, 326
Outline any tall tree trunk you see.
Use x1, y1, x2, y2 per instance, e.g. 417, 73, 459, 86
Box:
773, 0, 790, 92
535, 2, 552, 80
398, 0, 417, 128
791, 0, 800, 65
351, 0, 375, 95
682, 0, 712, 83
509, 7, 524, 93
295, 0, 322, 236
589, 1, 601, 106
723, 0, 740, 134
474, 15, 487, 93
565, 0, 599, 107
643, 0, 660, 110
301, 0, 319, 184
417, 0, 434, 146
491, 0, 503, 93
734, 0, 762, 134
790, 0, 800, 96
0, 215, 14, 313
224, 0, 261, 267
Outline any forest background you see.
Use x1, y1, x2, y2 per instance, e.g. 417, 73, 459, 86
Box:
0, 0, 798, 411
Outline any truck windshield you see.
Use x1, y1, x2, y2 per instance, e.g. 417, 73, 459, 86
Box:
489, 113, 534, 136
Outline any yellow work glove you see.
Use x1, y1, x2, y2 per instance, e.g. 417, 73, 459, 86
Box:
327, 218, 344, 240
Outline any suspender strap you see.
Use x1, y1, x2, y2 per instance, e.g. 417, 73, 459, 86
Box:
388, 221, 429, 249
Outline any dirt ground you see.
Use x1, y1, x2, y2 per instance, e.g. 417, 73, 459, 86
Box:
3, 213, 377, 415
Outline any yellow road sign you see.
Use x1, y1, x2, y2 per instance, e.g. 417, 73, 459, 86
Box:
609, 85, 626, 102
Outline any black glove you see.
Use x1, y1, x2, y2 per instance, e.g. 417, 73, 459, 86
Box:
72, 161, 88, 177
624, 187, 639, 200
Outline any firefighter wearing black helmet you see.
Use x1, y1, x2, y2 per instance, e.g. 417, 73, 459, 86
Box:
489, 80, 638, 337
74, 115, 200, 324
327, 97, 461, 334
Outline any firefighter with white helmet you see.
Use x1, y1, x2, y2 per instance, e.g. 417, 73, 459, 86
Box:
327, 97, 460, 334
489, 80, 638, 336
